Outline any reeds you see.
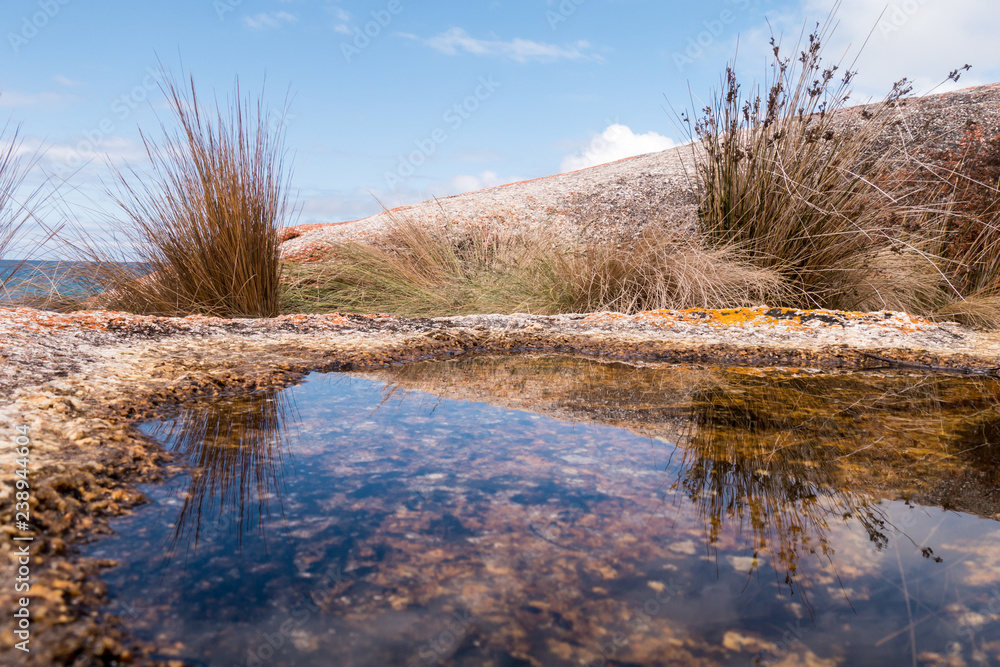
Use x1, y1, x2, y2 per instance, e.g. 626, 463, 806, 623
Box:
681, 5, 946, 313
77, 72, 293, 318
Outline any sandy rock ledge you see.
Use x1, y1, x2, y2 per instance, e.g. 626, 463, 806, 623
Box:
2, 304, 1000, 665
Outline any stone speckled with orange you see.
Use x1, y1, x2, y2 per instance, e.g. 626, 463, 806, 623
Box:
1, 301, 1000, 665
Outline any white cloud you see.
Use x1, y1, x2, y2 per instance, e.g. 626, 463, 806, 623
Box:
560, 124, 676, 172
0, 91, 70, 108
53, 75, 83, 88
742, 0, 1000, 99
296, 190, 383, 224
367, 171, 521, 208
243, 11, 298, 30
418, 27, 601, 63
332, 7, 352, 34
435, 170, 511, 196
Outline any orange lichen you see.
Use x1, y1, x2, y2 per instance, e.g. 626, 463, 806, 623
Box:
583, 307, 935, 333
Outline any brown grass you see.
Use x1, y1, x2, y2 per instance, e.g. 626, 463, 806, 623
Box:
928, 149, 1000, 327
0, 116, 51, 299
75, 71, 292, 318
682, 4, 947, 313
280, 212, 788, 316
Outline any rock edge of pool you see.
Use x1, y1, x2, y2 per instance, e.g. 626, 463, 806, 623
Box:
2, 304, 1000, 665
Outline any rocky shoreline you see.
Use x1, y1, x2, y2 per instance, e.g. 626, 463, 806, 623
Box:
3, 304, 1000, 664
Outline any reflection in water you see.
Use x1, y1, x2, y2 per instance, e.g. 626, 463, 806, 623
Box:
677, 372, 1000, 586
85, 356, 1000, 666
142, 388, 297, 555
376, 358, 1000, 607
678, 379, 901, 610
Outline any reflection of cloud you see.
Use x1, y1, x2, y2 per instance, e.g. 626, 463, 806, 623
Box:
561, 124, 676, 172
413, 27, 602, 63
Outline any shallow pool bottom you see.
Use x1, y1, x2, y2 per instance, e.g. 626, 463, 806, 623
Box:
82, 357, 1000, 666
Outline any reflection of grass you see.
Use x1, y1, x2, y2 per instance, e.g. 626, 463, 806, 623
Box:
367, 355, 1000, 605
674, 371, 1000, 609
145, 388, 297, 555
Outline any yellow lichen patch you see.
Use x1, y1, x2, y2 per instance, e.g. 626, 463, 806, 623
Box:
583, 306, 938, 333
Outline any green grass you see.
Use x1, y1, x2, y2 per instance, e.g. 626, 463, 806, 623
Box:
278, 213, 789, 317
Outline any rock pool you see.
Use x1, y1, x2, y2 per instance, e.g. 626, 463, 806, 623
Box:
83, 355, 1000, 666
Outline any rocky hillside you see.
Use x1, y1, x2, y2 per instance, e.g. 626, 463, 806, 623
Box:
280, 82, 1000, 262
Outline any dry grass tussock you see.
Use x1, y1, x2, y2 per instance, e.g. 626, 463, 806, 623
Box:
670, 2, 1000, 327
928, 157, 1000, 328
681, 5, 932, 312
280, 213, 788, 317
0, 113, 56, 303
68, 71, 292, 318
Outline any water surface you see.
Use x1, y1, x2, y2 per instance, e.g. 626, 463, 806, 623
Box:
83, 356, 1000, 666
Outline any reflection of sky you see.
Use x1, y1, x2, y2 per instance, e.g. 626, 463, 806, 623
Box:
84, 368, 1000, 666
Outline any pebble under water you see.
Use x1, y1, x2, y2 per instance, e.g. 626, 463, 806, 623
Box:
82, 355, 1000, 666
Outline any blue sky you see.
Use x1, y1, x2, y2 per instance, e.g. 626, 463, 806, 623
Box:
2, 0, 998, 256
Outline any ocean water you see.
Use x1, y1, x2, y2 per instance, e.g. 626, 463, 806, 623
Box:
0, 259, 146, 302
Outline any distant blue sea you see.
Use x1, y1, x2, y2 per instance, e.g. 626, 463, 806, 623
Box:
0, 259, 147, 300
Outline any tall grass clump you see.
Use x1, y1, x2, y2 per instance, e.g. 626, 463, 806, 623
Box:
82, 72, 292, 317
683, 4, 946, 312
0, 116, 49, 300
928, 147, 1000, 328
280, 212, 788, 316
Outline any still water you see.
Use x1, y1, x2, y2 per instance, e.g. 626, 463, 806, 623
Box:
83, 355, 1000, 666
